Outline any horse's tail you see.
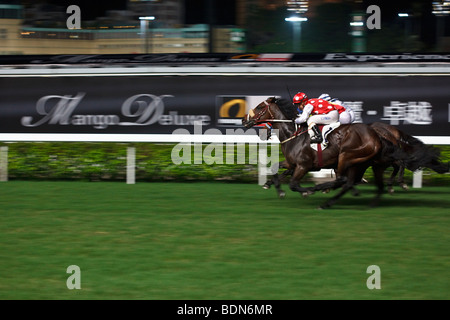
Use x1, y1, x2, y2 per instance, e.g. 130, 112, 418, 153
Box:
405, 145, 449, 173
397, 131, 449, 173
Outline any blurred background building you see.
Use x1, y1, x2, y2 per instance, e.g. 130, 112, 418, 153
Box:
0, 0, 449, 55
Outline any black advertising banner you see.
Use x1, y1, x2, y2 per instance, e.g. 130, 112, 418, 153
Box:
0, 74, 449, 137
2, 53, 450, 65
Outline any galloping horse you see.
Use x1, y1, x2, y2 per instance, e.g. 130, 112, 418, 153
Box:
369, 122, 409, 193
370, 122, 449, 192
242, 97, 396, 208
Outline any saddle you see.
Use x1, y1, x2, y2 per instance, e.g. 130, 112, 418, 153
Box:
310, 122, 341, 151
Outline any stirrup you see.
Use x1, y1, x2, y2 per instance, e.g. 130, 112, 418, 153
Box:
310, 136, 323, 144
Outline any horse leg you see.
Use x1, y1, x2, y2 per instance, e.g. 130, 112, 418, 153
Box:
263, 161, 285, 189
265, 169, 292, 198
350, 186, 360, 196
337, 174, 361, 197
319, 175, 352, 209
263, 161, 291, 198
350, 168, 367, 197
276, 169, 293, 198
311, 177, 346, 193
263, 161, 279, 189
387, 163, 400, 195
397, 165, 409, 190
319, 161, 369, 209
289, 166, 314, 197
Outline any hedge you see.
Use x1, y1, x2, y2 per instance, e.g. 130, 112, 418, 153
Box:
0, 142, 449, 185
0, 142, 265, 183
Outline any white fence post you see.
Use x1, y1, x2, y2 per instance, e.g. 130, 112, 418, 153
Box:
258, 143, 268, 186
0, 146, 8, 182
412, 169, 423, 188
126, 147, 136, 184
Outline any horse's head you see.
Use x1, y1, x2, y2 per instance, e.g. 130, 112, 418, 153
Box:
242, 97, 278, 128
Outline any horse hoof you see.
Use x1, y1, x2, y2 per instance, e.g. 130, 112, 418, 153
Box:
278, 191, 286, 199
322, 189, 331, 194
262, 184, 270, 190
401, 184, 409, 191
388, 187, 394, 195
302, 190, 314, 198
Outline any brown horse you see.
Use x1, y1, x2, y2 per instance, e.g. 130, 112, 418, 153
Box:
370, 122, 449, 192
242, 97, 397, 209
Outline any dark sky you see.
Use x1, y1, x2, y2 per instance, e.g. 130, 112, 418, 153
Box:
25, 0, 434, 27
40, 0, 236, 24
184, 0, 236, 25
22, 0, 444, 40
42, 0, 127, 20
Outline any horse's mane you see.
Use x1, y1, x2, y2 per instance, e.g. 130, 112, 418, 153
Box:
269, 97, 298, 120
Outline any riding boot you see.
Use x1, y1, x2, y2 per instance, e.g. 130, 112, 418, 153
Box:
310, 125, 323, 144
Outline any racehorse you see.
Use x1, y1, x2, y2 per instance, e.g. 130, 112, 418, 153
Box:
370, 122, 449, 193
369, 122, 408, 193
242, 97, 399, 209
260, 121, 449, 198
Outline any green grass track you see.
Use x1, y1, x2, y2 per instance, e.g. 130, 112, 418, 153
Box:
0, 181, 448, 300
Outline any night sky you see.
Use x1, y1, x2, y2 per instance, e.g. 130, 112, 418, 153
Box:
41, 0, 127, 20
20, 0, 446, 44
184, 0, 236, 25
39, 0, 237, 24
27, 0, 436, 28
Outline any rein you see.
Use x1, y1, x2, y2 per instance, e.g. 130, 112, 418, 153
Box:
254, 119, 307, 144
280, 127, 308, 144
255, 119, 293, 123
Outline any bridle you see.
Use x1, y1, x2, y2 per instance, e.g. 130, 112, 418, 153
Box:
247, 100, 275, 123
247, 99, 308, 144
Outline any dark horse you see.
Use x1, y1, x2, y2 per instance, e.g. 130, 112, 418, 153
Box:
370, 122, 449, 193
259, 121, 448, 198
242, 97, 399, 209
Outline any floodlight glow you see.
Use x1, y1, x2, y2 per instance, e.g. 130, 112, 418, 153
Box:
285, 17, 308, 22
398, 13, 409, 17
432, 1, 450, 16
350, 21, 364, 27
139, 16, 155, 20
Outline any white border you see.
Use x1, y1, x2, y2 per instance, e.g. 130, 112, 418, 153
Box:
1, 65, 450, 77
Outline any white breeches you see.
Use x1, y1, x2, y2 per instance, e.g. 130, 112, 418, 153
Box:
348, 109, 355, 122
339, 111, 352, 124
307, 110, 339, 128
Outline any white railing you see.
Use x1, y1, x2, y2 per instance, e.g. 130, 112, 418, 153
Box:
1, 133, 445, 188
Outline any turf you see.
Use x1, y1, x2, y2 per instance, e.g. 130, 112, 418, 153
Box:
0, 181, 448, 300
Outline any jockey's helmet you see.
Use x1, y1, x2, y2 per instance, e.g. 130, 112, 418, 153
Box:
293, 92, 308, 105
330, 98, 343, 105
318, 93, 331, 101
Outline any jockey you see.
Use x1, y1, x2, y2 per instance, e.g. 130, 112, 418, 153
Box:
318, 93, 355, 124
293, 92, 340, 144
